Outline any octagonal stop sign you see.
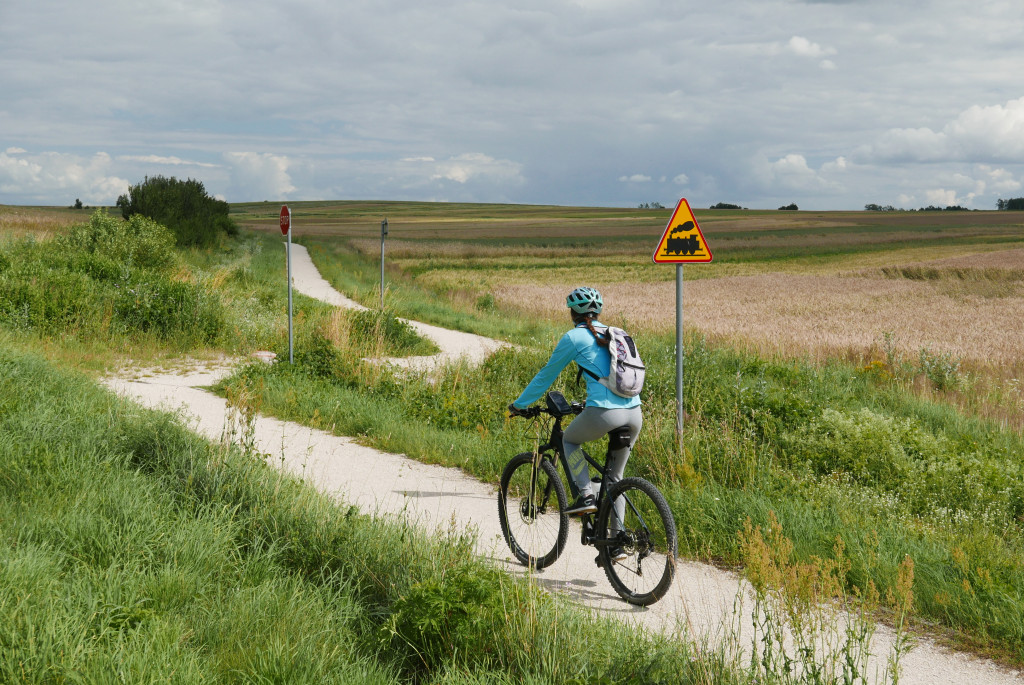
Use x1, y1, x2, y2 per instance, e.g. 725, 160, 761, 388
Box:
279, 205, 290, 235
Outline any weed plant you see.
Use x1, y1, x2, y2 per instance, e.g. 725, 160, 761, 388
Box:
1, 346, 743, 684
738, 512, 917, 685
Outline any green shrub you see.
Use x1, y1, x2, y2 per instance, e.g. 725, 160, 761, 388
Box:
0, 213, 222, 347
475, 292, 497, 312
61, 210, 177, 270
780, 408, 915, 488
918, 347, 965, 391
113, 277, 223, 344
117, 175, 237, 247
382, 564, 509, 672
0, 268, 100, 333
291, 328, 344, 379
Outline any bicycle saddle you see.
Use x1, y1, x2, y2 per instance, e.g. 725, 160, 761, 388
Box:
608, 426, 632, 450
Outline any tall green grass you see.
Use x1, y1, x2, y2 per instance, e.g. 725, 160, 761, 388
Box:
223, 239, 1024, 664
0, 218, 438, 371
2, 346, 752, 684
0, 211, 223, 350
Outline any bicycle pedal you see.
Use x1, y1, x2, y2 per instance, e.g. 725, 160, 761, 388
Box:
594, 553, 603, 567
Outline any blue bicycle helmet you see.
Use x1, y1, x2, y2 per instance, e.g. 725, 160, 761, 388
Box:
566, 286, 602, 314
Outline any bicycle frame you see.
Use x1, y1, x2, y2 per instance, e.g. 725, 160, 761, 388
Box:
530, 407, 652, 552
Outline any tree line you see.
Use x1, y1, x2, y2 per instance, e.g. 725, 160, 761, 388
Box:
997, 197, 1024, 210
866, 198, 1024, 212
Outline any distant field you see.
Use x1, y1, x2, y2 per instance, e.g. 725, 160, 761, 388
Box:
233, 201, 1024, 360
0, 204, 98, 238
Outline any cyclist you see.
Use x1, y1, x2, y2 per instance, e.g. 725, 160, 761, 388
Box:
508, 286, 642, 519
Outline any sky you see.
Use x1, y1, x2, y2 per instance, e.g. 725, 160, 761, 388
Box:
2, 0, 1024, 211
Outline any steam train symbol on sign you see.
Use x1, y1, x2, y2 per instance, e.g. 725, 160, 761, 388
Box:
661, 221, 705, 256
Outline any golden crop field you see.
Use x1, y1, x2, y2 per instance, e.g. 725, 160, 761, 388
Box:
0, 205, 92, 239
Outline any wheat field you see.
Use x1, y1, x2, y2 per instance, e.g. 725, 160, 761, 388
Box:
500, 263, 1024, 366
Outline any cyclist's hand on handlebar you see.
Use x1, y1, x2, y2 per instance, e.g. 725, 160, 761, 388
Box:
508, 403, 538, 418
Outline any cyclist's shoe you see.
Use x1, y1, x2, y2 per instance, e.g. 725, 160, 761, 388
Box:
608, 546, 629, 562
595, 547, 629, 566
563, 495, 597, 516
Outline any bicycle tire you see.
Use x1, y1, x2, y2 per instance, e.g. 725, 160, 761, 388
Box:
497, 452, 569, 570
595, 477, 677, 606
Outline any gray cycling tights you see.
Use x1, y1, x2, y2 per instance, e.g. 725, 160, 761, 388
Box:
563, 405, 643, 529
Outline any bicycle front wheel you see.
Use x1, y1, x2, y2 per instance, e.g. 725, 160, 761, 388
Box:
497, 452, 569, 570
596, 477, 677, 606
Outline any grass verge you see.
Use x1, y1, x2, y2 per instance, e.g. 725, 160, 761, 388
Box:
1, 345, 750, 684
220, 239, 1024, 665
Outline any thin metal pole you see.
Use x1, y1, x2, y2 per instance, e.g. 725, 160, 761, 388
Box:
286, 220, 294, 365
676, 263, 684, 455
380, 218, 387, 309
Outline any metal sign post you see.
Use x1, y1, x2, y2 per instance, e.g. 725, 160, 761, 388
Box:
676, 264, 684, 454
280, 205, 294, 364
380, 217, 388, 309
651, 198, 713, 455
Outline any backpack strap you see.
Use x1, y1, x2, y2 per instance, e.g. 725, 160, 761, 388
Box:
577, 364, 600, 381
574, 322, 609, 387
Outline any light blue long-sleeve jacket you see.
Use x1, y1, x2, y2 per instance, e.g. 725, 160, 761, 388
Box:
512, 322, 642, 410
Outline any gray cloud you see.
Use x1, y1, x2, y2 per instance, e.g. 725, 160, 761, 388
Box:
2, 0, 1024, 210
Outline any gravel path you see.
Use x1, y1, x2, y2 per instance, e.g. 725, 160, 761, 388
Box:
101, 245, 1022, 685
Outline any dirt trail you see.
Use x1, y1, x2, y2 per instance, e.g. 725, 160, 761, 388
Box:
103, 247, 1022, 685
289, 243, 505, 369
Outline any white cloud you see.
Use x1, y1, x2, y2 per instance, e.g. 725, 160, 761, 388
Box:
118, 154, 219, 168
5, 147, 27, 154
224, 152, 295, 200
924, 188, 959, 206
979, 165, 1022, 194
672, 173, 690, 185
763, 154, 826, 190
619, 174, 651, 183
427, 153, 523, 185
787, 36, 837, 59
862, 96, 1024, 163
821, 156, 848, 173
0, 150, 129, 204
749, 153, 849, 198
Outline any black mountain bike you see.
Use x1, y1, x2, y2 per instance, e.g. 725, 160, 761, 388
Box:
497, 391, 677, 606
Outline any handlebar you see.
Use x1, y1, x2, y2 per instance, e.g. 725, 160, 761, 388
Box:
508, 399, 584, 419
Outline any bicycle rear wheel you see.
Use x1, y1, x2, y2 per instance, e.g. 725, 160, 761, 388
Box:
596, 477, 677, 605
498, 452, 569, 570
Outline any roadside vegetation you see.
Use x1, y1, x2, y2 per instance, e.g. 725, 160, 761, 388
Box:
2, 348, 738, 684
117, 175, 238, 246
2, 200, 1023, 677
223, 201, 1024, 664
1, 206, 751, 684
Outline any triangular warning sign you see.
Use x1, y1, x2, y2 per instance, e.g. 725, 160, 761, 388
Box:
652, 198, 713, 264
